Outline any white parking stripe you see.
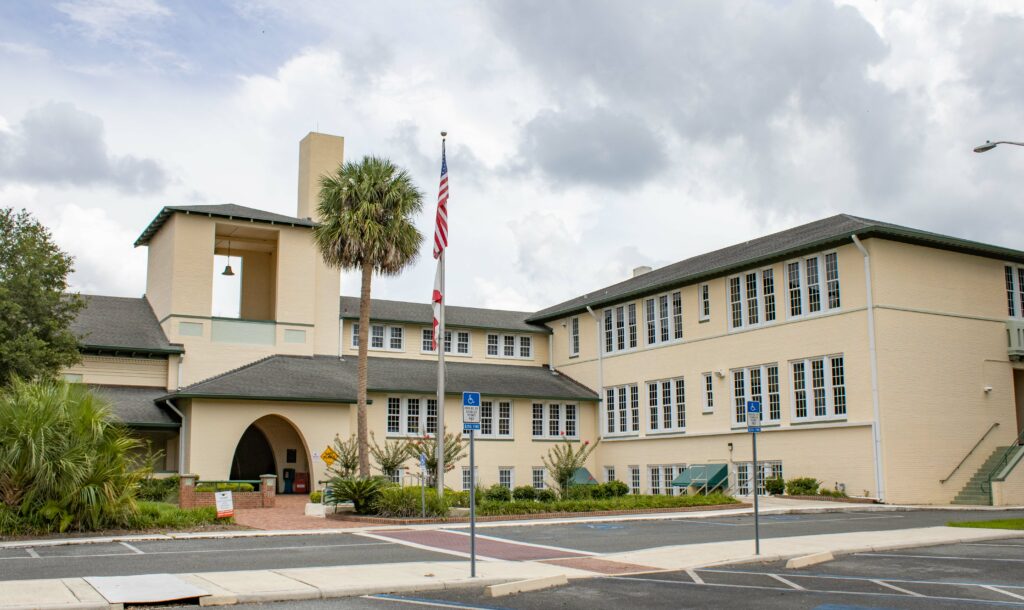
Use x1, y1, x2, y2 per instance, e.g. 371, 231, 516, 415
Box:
363, 594, 499, 609
353, 532, 501, 562
685, 569, 704, 584
0, 541, 392, 561
964, 542, 1024, 548
872, 579, 924, 597
24, 548, 39, 559
858, 552, 1024, 563
768, 574, 804, 590
444, 530, 599, 556
983, 585, 1024, 602
119, 542, 144, 555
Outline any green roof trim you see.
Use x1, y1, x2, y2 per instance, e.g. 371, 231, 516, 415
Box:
135, 204, 316, 247
672, 463, 729, 489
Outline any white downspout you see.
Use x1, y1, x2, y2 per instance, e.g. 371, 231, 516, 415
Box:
852, 234, 886, 502
548, 326, 556, 374
163, 399, 186, 475
176, 355, 183, 390
586, 306, 605, 434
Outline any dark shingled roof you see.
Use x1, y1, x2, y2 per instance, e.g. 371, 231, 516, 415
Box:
340, 297, 548, 333
134, 204, 315, 246
90, 385, 179, 427
528, 213, 1024, 323
72, 295, 182, 354
167, 355, 598, 403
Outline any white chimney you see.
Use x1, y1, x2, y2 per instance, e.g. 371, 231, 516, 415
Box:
632, 265, 653, 278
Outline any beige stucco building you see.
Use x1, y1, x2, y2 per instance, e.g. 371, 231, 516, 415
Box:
66, 132, 1024, 505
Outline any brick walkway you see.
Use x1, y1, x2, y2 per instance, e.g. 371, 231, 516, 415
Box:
232, 494, 364, 530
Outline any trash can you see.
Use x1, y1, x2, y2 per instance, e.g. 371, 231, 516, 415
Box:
283, 468, 295, 494
294, 472, 309, 494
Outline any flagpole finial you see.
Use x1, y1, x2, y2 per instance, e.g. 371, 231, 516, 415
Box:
441, 131, 447, 138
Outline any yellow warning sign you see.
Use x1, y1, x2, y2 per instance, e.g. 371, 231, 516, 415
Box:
320, 445, 339, 467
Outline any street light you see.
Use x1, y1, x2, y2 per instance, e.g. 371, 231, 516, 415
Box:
974, 140, 1024, 153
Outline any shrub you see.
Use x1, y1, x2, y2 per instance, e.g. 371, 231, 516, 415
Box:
764, 477, 785, 496
603, 480, 630, 497
404, 433, 467, 487
512, 486, 537, 501
327, 476, 388, 514
817, 487, 848, 498
541, 439, 599, 498
477, 492, 739, 516
137, 476, 179, 502
195, 482, 254, 493
566, 485, 595, 500
372, 486, 451, 518
326, 435, 359, 479
535, 488, 557, 502
129, 501, 227, 528
785, 477, 821, 496
483, 484, 512, 502
309, 491, 323, 503
369, 433, 409, 479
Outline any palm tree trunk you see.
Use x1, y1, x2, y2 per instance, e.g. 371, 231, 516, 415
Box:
357, 263, 373, 478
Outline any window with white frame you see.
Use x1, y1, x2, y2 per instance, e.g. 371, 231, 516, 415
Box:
699, 283, 711, 321
629, 466, 641, 495
532, 403, 579, 438
421, 329, 470, 355
791, 355, 846, 421
570, 317, 580, 356
388, 467, 405, 485
486, 333, 533, 359
387, 397, 437, 436
735, 461, 783, 495
730, 364, 781, 427
649, 464, 685, 495
644, 291, 683, 346
605, 466, 616, 482
727, 269, 776, 330
479, 400, 513, 438
353, 323, 405, 351
532, 467, 546, 489
604, 384, 640, 436
499, 467, 514, 489
1005, 265, 1024, 318
603, 303, 638, 354
786, 252, 840, 318
462, 466, 478, 491
702, 372, 715, 413
648, 377, 686, 433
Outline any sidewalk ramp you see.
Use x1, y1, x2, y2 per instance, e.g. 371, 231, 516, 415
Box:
83, 574, 209, 604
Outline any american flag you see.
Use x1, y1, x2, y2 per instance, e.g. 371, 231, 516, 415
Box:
431, 139, 448, 350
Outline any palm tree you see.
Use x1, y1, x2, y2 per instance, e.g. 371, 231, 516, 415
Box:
314, 156, 424, 477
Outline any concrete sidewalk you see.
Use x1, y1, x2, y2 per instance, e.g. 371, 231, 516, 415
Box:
1, 525, 1020, 609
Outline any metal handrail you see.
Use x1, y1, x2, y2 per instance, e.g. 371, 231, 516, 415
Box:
940, 422, 999, 483
982, 428, 1024, 494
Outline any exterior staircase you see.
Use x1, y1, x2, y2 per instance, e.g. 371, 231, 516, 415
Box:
952, 446, 1010, 505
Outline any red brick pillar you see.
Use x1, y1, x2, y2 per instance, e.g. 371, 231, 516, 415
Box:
260, 474, 277, 508
179, 474, 198, 509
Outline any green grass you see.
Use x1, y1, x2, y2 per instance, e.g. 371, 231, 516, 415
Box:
948, 518, 1024, 530
476, 492, 738, 516
128, 502, 231, 529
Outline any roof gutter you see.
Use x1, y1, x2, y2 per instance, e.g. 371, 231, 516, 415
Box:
585, 306, 605, 430
852, 234, 886, 502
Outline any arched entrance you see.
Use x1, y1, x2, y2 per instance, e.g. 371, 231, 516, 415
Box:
229, 415, 311, 494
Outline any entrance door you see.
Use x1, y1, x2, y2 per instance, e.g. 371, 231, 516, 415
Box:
230, 424, 276, 481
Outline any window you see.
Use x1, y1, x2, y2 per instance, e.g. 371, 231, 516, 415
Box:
787, 252, 840, 318
371, 325, 385, 349
791, 355, 847, 421
699, 283, 711, 321
462, 466, 478, 491
532, 467, 546, 489
570, 317, 580, 356
487, 333, 534, 359
731, 364, 781, 427
629, 466, 641, 495
386, 396, 435, 436
357, 324, 404, 351
728, 269, 776, 330
649, 465, 685, 495
702, 373, 714, 413
499, 467, 513, 489
604, 384, 639, 436
351, 322, 359, 348
648, 377, 686, 433
644, 292, 683, 346
456, 331, 470, 354
605, 466, 616, 482
479, 400, 513, 438
389, 326, 403, 350
422, 329, 467, 355
388, 467, 405, 485
1005, 265, 1024, 318
736, 461, 783, 495
602, 303, 638, 354
426, 399, 438, 435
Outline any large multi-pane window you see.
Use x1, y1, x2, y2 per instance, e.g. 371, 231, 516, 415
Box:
702, 372, 715, 413
647, 377, 686, 433
352, 323, 405, 351
728, 269, 776, 330
420, 329, 468, 355
787, 252, 841, 318
730, 364, 781, 426
699, 283, 711, 321
644, 291, 683, 345
570, 317, 580, 356
486, 333, 533, 359
1004, 265, 1024, 318
532, 403, 578, 438
386, 397, 439, 435
735, 461, 783, 495
648, 464, 685, 495
479, 400, 513, 438
603, 304, 638, 354
532, 467, 546, 489
604, 384, 640, 436
791, 355, 847, 421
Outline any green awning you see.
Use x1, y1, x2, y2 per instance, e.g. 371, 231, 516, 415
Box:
569, 467, 599, 486
672, 463, 728, 489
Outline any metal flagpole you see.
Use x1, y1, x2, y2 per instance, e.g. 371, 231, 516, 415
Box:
435, 133, 447, 497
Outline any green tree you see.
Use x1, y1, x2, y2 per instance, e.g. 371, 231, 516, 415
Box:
541, 439, 599, 499
0, 208, 84, 386
405, 433, 467, 487
314, 157, 424, 477
369, 432, 409, 480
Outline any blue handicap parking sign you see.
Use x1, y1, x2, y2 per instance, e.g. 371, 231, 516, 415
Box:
746, 400, 761, 413
463, 392, 481, 406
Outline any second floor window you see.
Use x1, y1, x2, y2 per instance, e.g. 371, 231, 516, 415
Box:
1005, 265, 1024, 318
792, 355, 846, 421
699, 283, 711, 321
353, 323, 404, 351
605, 384, 640, 435
702, 372, 714, 413
421, 329, 470, 355
645, 291, 683, 346
648, 377, 686, 433
728, 269, 776, 330
386, 396, 438, 435
532, 403, 578, 438
480, 400, 513, 438
603, 304, 637, 354
787, 252, 840, 318
486, 333, 533, 359
731, 363, 781, 427
570, 317, 580, 356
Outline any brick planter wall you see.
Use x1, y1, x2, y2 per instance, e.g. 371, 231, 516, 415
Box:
178, 474, 277, 509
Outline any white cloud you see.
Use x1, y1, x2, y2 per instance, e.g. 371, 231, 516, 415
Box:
56, 0, 171, 41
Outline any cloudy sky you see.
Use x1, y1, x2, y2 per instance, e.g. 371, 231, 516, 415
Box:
2, 1, 1023, 313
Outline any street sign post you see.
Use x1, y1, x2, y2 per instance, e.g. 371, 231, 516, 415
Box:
419, 452, 427, 518
462, 392, 480, 577
747, 400, 762, 555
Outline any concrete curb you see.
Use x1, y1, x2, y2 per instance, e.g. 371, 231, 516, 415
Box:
785, 551, 834, 569
485, 575, 568, 598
